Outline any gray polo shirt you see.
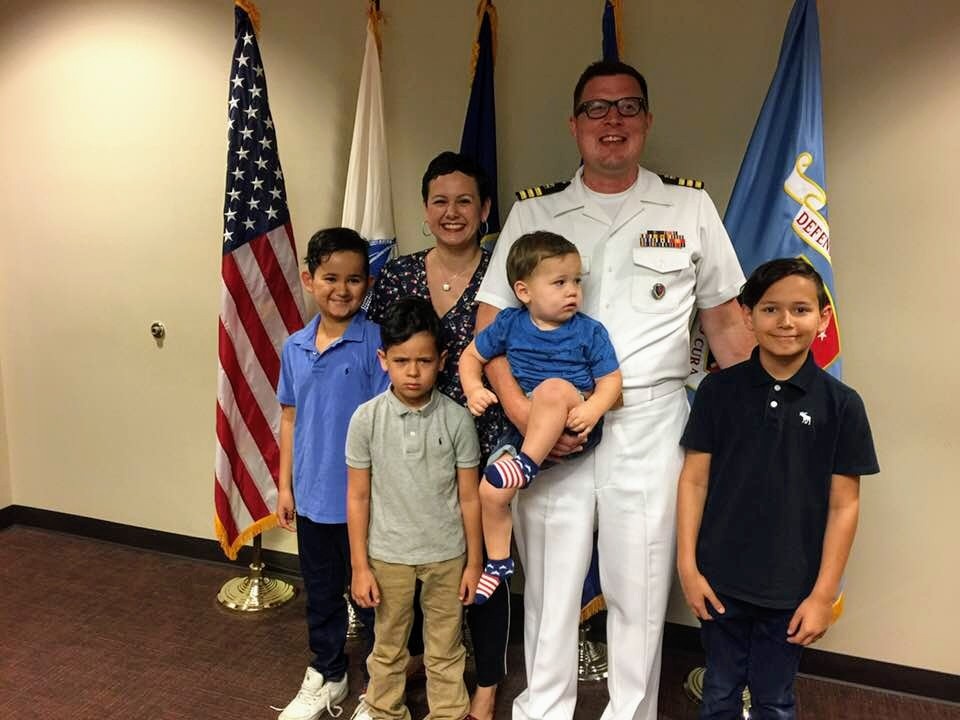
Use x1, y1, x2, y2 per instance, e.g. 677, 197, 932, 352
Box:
346, 388, 480, 565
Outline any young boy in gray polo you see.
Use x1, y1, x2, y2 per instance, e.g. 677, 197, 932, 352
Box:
346, 296, 483, 720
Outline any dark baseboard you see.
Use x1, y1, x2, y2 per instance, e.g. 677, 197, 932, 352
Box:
1, 504, 301, 577
3, 504, 957, 704
660, 621, 958, 703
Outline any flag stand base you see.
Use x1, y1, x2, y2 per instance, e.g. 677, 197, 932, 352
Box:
683, 666, 752, 717
345, 592, 365, 638
577, 623, 608, 682
218, 535, 297, 612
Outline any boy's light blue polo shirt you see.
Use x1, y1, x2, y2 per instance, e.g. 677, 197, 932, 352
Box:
277, 310, 389, 524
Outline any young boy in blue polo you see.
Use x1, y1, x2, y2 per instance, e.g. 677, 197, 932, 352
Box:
275, 228, 389, 720
676, 258, 879, 720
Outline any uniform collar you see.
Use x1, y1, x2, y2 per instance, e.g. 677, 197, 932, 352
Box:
746, 346, 819, 391
384, 387, 440, 416
293, 310, 370, 351
554, 167, 675, 231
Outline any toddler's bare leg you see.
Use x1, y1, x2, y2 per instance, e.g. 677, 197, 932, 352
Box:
521, 378, 583, 464
480, 482, 517, 560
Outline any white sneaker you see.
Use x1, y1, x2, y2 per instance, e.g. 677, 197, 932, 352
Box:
349, 695, 373, 720
278, 667, 349, 720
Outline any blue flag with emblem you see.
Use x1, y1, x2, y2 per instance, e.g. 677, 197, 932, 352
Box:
688, 0, 840, 393
725, 0, 840, 376
459, 0, 500, 239
579, 0, 626, 625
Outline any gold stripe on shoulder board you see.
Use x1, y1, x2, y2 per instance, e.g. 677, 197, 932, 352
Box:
515, 181, 571, 201
658, 173, 705, 190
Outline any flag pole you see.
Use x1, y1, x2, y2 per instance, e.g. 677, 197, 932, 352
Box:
217, 534, 297, 611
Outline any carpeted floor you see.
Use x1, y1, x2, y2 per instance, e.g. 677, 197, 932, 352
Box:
1, 526, 956, 720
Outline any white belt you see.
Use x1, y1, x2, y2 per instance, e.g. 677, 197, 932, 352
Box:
620, 380, 685, 406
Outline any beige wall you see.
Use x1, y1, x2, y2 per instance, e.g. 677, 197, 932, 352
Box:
1, 0, 956, 675
0, 358, 10, 509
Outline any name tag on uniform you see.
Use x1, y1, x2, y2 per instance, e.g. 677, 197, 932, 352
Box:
638, 230, 686, 248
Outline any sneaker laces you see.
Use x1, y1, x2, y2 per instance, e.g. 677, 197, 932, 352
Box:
268, 681, 345, 718
349, 694, 368, 720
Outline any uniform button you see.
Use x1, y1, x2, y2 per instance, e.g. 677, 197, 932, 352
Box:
774, 384, 781, 391
770, 400, 778, 408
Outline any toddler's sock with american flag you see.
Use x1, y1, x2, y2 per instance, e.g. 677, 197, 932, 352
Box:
474, 558, 514, 605
483, 452, 539, 489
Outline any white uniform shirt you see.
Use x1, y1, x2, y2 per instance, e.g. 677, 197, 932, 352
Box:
476, 166, 745, 390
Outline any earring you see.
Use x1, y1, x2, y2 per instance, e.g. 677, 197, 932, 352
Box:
421, 220, 432, 237
479, 220, 489, 238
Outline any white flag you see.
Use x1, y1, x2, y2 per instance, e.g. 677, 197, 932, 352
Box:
342, 5, 395, 276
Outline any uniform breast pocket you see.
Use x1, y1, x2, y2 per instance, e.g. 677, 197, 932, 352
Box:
630, 248, 692, 314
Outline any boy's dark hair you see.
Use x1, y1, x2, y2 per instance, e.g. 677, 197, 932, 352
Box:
379, 296, 442, 352
573, 60, 649, 113
421, 151, 492, 205
304, 227, 370, 276
506, 231, 579, 287
740, 258, 829, 310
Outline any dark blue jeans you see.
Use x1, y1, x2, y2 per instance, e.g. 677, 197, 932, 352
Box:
297, 516, 375, 681
699, 593, 804, 720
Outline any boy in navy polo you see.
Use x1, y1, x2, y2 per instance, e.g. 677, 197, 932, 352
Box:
275, 228, 389, 720
676, 258, 879, 720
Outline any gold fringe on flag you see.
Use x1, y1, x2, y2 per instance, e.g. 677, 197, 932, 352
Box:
215, 512, 278, 561
610, 0, 624, 59
579, 593, 607, 624
368, 0, 385, 64
235, 0, 261, 35
469, 0, 498, 83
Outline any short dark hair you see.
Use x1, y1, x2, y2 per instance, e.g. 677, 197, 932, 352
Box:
740, 258, 828, 310
573, 60, 649, 113
379, 296, 441, 352
304, 227, 370, 276
506, 231, 579, 288
421, 151, 492, 205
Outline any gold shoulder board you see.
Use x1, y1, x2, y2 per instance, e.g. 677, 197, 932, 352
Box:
515, 181, 571, 201
658, 174, 705, 190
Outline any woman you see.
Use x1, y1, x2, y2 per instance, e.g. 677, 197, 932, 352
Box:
367, 151, 507, 720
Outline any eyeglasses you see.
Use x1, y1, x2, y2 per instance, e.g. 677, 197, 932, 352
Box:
575, 96, 647, 120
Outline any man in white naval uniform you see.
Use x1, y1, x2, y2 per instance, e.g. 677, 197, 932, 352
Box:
474, 61, 755, 720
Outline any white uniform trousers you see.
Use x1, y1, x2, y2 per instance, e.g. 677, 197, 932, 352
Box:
512, 387, 688, 720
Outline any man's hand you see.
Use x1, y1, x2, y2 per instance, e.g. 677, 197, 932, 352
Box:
466, 388, 499, 417
351, 566, 381, 609
275, 488, 296, 531
460, 564, 482, 605
787, 593, 833, 645
678, 566, 725, 621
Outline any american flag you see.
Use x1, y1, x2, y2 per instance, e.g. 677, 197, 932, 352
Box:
215, 2, 306, 560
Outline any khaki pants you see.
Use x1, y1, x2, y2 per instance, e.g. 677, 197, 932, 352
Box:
366, 555, 468, 720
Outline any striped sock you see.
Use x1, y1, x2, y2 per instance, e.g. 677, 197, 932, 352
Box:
474, 558, 515, 605
483, 452, 540, 489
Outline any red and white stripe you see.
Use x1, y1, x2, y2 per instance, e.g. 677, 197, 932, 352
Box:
476, 573, 501, 598
491, 456, 528, 489
215, 225, 305, 559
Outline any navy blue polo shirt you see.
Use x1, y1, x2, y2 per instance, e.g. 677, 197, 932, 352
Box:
277, 310, 389, 524
680, 348, 879, 609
